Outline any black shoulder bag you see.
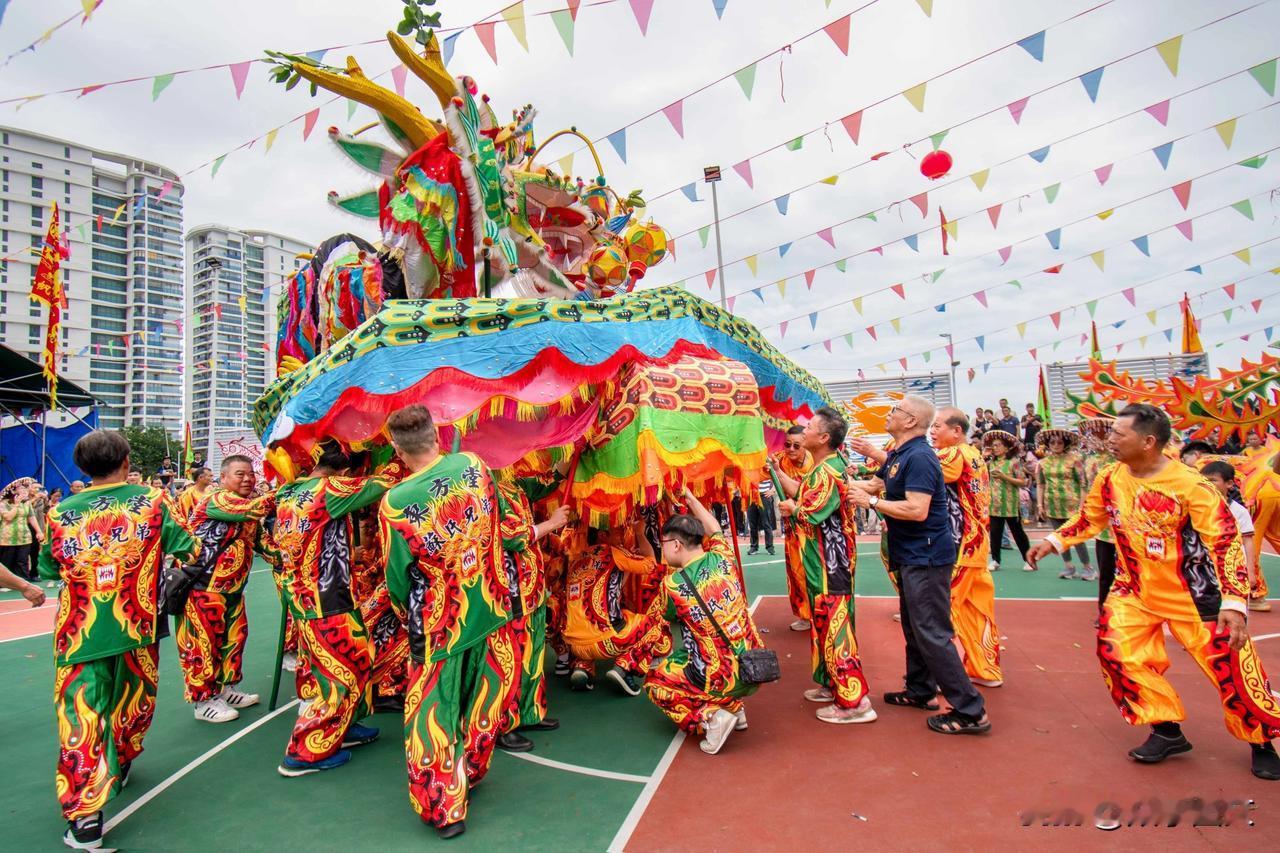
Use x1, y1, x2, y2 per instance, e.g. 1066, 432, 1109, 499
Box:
679, 569, 781, 684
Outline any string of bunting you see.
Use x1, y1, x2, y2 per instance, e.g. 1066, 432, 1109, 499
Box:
1, 0, 103, 69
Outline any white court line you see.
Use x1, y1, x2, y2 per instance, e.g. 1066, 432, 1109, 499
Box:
505, 750, 650, 784
104, 699, 300, 833
606, 593, 767, 853
0, 629, 54, 644
0, 602, 56, 617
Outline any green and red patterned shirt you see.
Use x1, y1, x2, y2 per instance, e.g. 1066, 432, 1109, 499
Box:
1039, 452, 1085, 519
791, 454, 856, 597
988, 458, 1022, 518
495, 474, 564, 616
185, 490, 279, 594
38, 484, 199, 666
272, 461, 406, 620
380, 452, 512, 663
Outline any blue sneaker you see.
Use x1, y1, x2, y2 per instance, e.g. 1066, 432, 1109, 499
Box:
277, 749, 353, 777
342, 723, 380, 748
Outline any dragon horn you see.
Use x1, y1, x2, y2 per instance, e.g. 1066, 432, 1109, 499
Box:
290, 55, 439, 150
386, 30, 456, 111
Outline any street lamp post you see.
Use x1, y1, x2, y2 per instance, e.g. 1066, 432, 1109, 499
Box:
704, 166, 727, 310
940, 332, 957, 406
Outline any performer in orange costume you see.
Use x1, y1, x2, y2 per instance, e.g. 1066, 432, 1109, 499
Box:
1029, 404, 1280, 781
772, 425, 814, 632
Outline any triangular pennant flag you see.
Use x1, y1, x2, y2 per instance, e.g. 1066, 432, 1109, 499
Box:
1156, 35, 1182, 76
1224, 308, 1234, 323
808, 311, 819, 329
909, 192, 928, 216
841, 110, 863, 144
891, 318, 902, 333
820, 174, 839, 185
1174, 220, 1193, 240
1215, 118, 1236, 149
866, 325, 878, 341
1028, 145, 1050, 163
891, 283, 905, 299
923, 351, 932, 362
1090, 251, 1105, 271
998, 246, 1012, 264
804, 269, 817, 288
1097, 209, 1113, 220
1164, 329, 1174, 342
844, 333, 855, 348
976, 335, 985, 351
712, 0, 728, 19
1231, 199, 1254, 220
551, 9, 576, 54
1172, 180, 1192, 209
502, 2, 529, 49
1224, 283, 1237, 298
777, 280, 787, 298
987, 204, 1002, 228
775, 194, 790, 215
442, 31, 461, 66
1146, 309, 1159, 325
974, 290, 988, 307
779, 320, 789, 338
727, 296, 737, 313
734, 63, 757, 99
1017, 322, 1027, 338
628, 0, 656, 35
1144, 99, 1170, 125
347, 98, 358, 120
931, 269, 945, 283
210, 154, 227, 178
779, 243, 792, 257
852, 297, 863, 314
785, 136, 804, 152
732, 159, 753, 187
264, 128, 279, 152
1043, 183, 1060, 203
474, 21, 499, 63
902, 82, 927, 112
822, 339, 832, 353
929, 130, 949, 150
1095, 163, 1113, 185
1249, 59, 1276, 96
935, 304, 947, 313
1086, 300, 1099, 317
698, 226, 710, 248
1050, 312, 1062, 329
824, 14, 851, 55
229, 61, 252, 100
970, 169, 989, 191
1152, 141, 1173, 169
1252, 299, 1263, 313
835, 259, 847, 272
967, 368, 976, 382
302, 108, 320, 141
1234, 248, 1251, 265
903, 234, 919, 252
1007, 96, 1029, 124
942, 219, 958, 240
1132, 235, 1150, 256
607, 128, 627, 163
152, 73, 176, 100
817, 227, 835, 248
679, 182, 698, 203
1239, 156, 1268, 169
915, 0, 934, 16
1045, 228, 1061, 250
704, 269, 717, 289
1079, 67, 1104, 102
900, 357, 909, 370
1187, 265, 1202, 274
1017, 31, 1045, 61
753, 288, 765, 303
661, 101, 685, 138
559, 152, 577, 179
1119, 287, 1134, 305
745, 255, 758, 276
391, 64, 408, 97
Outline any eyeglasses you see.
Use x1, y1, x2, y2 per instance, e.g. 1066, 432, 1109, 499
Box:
784, 442, 802, 449
659, 538, 680, 546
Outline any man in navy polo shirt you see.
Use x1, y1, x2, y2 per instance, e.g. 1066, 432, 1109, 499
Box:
847, 395, 991, 735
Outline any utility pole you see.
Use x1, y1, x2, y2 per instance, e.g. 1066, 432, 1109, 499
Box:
940, 332, 957, 406
704, 166, 727, 310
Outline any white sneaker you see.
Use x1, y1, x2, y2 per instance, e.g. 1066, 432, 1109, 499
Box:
816, 697, 878, 724
194, 697, 239, 723
733, 707, 748, 731
803, 686, 834, 703
699, 709, 737, 754
987, 560, 999, 572
282, 651, 299, 672
971, 677, 1003, 688
891, 612, 902, 622
221, 686, 260, 709
1022, 562, 1036, 572
789, 619, 811, 632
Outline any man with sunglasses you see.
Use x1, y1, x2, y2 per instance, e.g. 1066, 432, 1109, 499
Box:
847, 396, 991, 735
776, 407, 875, 724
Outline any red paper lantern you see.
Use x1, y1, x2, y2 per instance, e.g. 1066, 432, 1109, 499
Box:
920, 149, 953, 180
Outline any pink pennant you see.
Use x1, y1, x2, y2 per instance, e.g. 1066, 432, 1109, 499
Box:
997, 246, 1012, 264
780, 320, 789, 338
1094, 163, 1113, 185
891, 283, 905, 299
302, 108, 320, 141
1174, 219, 1193, 240
475, 21, 499, 63
1116, 343, 1124, 354
1144, 99, 1170, 125
1050, 312, 1061, 329
727, 295, 736, 313
79, 84, 106, 97
1171, 180, 1191, 210
817, 227, 835, 248
987, 204, 1002, 228
841, 110, 863, 144
732, 159, 754, 188
1252, 298, 1263, 312
629, 0, 656, 35
804, 269, 817, 288
824, 14, 851, 55
668, 238, 676, 260
704, 269, 717, 289
391, 64, 408, 97
945, 344, 954, 359
662, 100, 684, 137
1080, 333, 1088, 345
1029, 348, 1038, 360
1007, 96, 1030, 124
909, 192, 928, 217
899, 357, 908, 370
229, 61, 252, 99
1223, 283, 1236, 298
1122, 287, 1135, 305
866, 325, 878, 340
824, 339, 833, 353
974, 290, 988, 307
157, 180, 174, 199
870, 246, 884, 255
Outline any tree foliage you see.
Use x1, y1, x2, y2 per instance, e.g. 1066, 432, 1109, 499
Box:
121, 425, 177, 476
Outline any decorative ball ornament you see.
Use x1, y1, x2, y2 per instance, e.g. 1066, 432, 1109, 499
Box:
585, 241, 629, 290
620, 220, 668, 273
920, 149, 953, 180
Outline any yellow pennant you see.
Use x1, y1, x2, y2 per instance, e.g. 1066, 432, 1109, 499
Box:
1234, 248, 1251, 265
942, 220, 958, 240
1016, 322, 1027, 338
890, 317, 901, 333
902, 82, 927, 112
502, 2, 529, 51
777, 279, 787, 298
1096, 209, 1113, 220
1090, 250, 1105, 271
558, 152, 574, 177
265, 128, 279, 153
1215, 118, 1237, 149
969, 169, 989, 191
1156, 35, 1182, 76
852, 296, 863, 314
745, 255, 758, 276
915, 0, 934, 16
1146, 310, 1158, 325
820, 175, 839, 185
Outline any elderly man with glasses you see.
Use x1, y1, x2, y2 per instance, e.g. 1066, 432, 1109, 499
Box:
847, 395, 992, 735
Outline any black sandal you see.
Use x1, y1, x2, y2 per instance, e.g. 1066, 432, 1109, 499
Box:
883, 691, 940, 710
927, 711, 992, 735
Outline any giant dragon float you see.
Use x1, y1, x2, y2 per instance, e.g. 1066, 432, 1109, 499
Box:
251, 24, 831, 525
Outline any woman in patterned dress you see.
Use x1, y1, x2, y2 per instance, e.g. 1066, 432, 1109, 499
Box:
982, 431, 1033, 572
1035, 429, 1095, 581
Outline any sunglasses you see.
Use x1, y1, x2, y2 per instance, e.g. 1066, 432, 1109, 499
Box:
784, 442, 802, 449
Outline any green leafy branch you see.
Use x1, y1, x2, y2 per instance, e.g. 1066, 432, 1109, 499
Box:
262, 50, 344, 97
396, 0, 442, 46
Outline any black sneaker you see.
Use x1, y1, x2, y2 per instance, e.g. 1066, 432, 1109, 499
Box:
1252, 742, 1280, 780
746, 547, 758, 555
496, 731, 535, 752
1128, 731, 1193, 763
766, 547, 776, 555
554, 655, 571, 677
437, 820, 466, 840
518, 717, 560, 732
64, 812, 103, 850
569, 669, 594, 691
605, 665, 644, 696
373, 694, 404, 714
118, 759, 132, 790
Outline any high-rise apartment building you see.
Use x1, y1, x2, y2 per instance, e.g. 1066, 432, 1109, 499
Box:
0, 126, 184, 431
184, 225, 312, 462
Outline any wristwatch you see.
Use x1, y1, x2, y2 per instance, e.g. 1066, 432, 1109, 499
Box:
869, 496, 880, 508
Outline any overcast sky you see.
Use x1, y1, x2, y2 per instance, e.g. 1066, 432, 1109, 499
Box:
1, 0, 1276, 410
